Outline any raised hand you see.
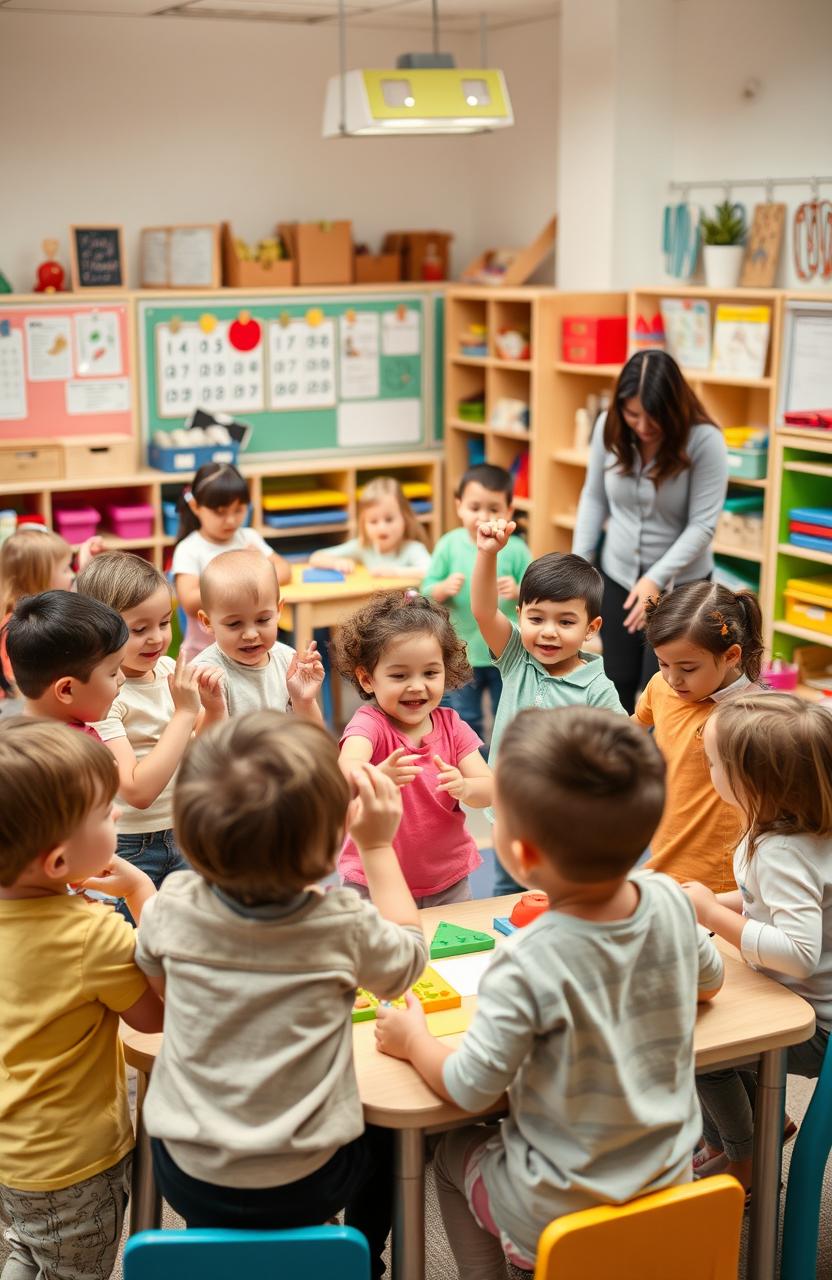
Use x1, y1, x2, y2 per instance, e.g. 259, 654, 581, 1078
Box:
376, 745, 423, 788
347, 761, 403, 852
476, 518, 516, 555
167, 650, 202, 717
286, 640, 325, 705
433, 753, 466, 801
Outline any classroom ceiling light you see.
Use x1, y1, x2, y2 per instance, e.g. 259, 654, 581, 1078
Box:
322, 1, 513, 137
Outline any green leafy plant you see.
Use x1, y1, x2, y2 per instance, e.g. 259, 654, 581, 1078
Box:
700, 200, 747, 246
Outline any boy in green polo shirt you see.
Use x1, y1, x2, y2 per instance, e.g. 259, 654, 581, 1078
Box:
422, 465, 531, 745
471, 521, 624, 891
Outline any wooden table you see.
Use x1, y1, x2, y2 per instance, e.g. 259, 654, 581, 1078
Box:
121, 896, 815, 1280
277, 565, 422, 653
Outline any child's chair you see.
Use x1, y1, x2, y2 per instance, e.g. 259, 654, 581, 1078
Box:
533, 1176, 744, 1280
123, 1225, 369, 1280
781, 1033, 832, 1280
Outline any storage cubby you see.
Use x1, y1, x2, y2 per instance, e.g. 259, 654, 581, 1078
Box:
489, 298, 533, 362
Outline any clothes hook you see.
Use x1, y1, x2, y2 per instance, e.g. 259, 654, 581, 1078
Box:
765, 179, 774, 203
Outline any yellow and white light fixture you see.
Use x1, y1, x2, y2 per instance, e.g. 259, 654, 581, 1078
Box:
323, 3, 513, 137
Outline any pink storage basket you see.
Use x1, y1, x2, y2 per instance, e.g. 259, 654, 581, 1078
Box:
106, 503, 155, 540
762, 660, 799, 691
53, 506, 101, 543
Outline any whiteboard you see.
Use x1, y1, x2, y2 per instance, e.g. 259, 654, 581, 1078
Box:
778, 302, 832, 417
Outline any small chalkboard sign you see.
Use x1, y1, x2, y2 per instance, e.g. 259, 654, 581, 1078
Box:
69, 225, 126, 291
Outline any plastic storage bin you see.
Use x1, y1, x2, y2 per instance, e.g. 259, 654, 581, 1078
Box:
148, 441, 240, 474
784, 575, 832, 638
561, 315, 627, 364
106, 503, 155, 541
162, 501, 179, 538
53, 505, 101, 543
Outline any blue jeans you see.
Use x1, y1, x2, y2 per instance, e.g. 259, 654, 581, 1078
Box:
442, 667, 502, 749
116, 828, 187, 924
492, 858, 523, 896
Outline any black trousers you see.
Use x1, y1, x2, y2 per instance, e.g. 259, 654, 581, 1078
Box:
151, 1126, 392, 1280
599, 570, 660, 715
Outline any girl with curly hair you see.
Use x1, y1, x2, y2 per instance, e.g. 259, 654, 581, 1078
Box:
331, 589, 493, 906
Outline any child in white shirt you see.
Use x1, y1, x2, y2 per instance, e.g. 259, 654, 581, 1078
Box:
375, 705, 723, 1278
684, 692, 832, 1195
134, 712, 427, 1279
194, 549, 323, 719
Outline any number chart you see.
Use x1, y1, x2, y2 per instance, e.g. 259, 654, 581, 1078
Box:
139, 293, 434, 460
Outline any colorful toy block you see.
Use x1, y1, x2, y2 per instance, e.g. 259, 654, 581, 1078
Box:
493, 916, 517, 936
429, 921, 496, 960
352, 965, 461, 1024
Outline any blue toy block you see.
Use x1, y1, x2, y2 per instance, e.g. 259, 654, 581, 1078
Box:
302, 568, 346, 584
493, 916, 517, 936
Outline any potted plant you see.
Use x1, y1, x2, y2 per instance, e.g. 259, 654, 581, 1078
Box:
700, 200, 747, 288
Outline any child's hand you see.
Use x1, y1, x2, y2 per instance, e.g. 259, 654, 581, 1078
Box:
375, 991, 428, 1060
287, 640, 325, 705
76, 854, 152, 901
623, 575, 661, 634
433, 754, 467, 802
378, 746, 422, 788
476, 519, 516, 555
439, 572, 465, 600
167, 651, 202, 717
496, 574, 519, 600
76, 535, 105, 571
348, 761, 402, 852
331, 557, 356, 575
681, 880, 717, 926
196, 664, 227, 716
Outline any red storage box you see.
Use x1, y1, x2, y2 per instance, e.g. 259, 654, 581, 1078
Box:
562, 315, 627, 364
106, 503, 155, 540
53, 505, 101, 543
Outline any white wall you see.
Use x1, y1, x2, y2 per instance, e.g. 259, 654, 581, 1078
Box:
0, 10, 557, 293
669, 0, 832, 290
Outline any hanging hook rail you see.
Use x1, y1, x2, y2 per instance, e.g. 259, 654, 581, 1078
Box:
669, 176, 832, 193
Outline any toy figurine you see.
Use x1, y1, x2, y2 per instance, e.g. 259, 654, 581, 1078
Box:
33, 239, 65, 293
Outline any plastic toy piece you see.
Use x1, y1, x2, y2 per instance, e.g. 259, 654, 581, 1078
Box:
493, 916, 517, 937
429, 921, 495, 960
509, 892, 549, 928
352, 966, 461, 1024
302, 568, 346, 584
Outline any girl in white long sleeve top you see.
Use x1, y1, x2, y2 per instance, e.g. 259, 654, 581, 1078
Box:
683, 692, 832, 1193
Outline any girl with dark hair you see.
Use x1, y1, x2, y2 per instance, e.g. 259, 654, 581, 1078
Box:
171, 463, 290, 662
572, 350, 728, 712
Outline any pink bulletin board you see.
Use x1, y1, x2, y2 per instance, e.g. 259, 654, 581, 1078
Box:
0, 299, 133, 441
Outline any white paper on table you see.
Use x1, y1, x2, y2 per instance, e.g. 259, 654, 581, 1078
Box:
65, 377, 130, 415
431, 950, 497, 997
75, 311, 122, 377
0, 328, 27, 419
25, 315, 72, 381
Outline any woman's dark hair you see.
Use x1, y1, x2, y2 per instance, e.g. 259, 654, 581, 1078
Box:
604, 350, 714, 486
176, 463, 250, 543
330, 590, 472, 699
644, 581, 764, 683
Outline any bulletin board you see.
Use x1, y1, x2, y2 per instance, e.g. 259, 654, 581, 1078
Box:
137, 292, 434, 460
0, 300, 133, 439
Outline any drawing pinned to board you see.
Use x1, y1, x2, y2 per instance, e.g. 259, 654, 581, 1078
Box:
339, 311, 380, 400
66, 377, 130, 416
75, 311, 122, 376
740, 203, 786, 288
0, 326, 27, 420
25, 315, 73, 381
382, 306, 420, 356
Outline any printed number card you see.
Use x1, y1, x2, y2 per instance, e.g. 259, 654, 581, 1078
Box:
268, 309, 336, 411
156, 310, 265, 418
0, 323, 27, 420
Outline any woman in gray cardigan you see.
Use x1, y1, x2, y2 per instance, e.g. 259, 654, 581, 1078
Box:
572, 351, 728, 713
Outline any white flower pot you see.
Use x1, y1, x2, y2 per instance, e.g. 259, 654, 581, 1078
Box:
702, 244, 745, 289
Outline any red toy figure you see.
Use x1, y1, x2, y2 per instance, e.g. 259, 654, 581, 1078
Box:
33, 239, 66, 293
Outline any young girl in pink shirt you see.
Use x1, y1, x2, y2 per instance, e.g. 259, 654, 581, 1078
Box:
332, 590, 493, 906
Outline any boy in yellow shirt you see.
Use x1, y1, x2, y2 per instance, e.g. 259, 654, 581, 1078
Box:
0, 719, 163, 1278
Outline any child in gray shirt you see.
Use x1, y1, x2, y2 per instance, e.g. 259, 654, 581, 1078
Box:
375, 705, 723, 1277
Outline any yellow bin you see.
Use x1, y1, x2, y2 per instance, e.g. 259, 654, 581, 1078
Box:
784, 574, 832, 637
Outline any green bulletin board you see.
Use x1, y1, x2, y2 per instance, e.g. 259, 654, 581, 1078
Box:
138, 292, 434, 459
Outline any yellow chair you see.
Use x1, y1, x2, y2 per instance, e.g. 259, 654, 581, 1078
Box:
533, 1175, 745, 1280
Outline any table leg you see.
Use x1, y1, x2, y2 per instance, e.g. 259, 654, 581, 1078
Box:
747, 1046, 787, 1280
129, 1069, 162, 1234
392, 1128, 426, 1280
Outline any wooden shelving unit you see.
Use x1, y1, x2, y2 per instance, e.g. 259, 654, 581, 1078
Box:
0, 451, 443, 570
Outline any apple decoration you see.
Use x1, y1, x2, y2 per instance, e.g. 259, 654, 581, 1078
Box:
228, 310, 261, 352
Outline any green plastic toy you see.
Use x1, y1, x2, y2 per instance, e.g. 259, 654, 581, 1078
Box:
429, 921, 495, 960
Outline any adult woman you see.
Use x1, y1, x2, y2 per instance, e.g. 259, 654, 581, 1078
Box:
572, 350, 728, 713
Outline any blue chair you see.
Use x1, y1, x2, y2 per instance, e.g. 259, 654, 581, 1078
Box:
124, 1225, 370, 1280
781, 1033, 832, 1280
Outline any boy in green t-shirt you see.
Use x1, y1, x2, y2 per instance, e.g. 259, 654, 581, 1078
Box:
422, 464, 531, 744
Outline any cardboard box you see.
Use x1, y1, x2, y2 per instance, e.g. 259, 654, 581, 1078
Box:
460, 215, 556, 287
61, 434, 135, 479
354, 252, 401, 284
383, 231, 453, 281
278, 221, 353, 286
221, 222, 295, 288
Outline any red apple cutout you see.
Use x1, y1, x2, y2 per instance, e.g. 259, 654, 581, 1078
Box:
228, 310, 261, 352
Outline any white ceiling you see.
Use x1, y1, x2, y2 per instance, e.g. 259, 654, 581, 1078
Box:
0, 0, 560, 32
